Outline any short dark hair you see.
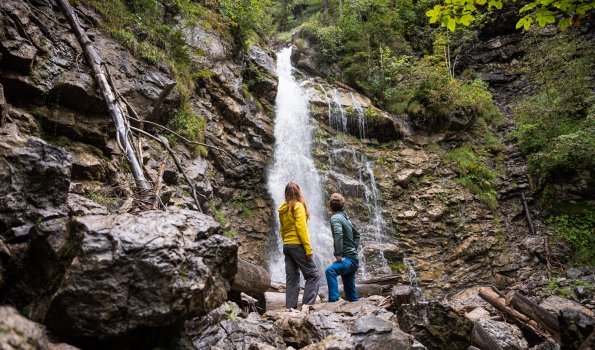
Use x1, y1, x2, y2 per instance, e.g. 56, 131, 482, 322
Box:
329, 193, 345, 212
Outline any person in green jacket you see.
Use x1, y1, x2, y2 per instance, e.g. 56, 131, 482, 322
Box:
325, 193, 360, 302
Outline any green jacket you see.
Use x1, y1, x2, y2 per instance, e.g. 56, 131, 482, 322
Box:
330, 211, 360, 260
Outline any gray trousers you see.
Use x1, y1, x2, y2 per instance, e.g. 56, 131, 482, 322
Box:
283, 244, 320, 309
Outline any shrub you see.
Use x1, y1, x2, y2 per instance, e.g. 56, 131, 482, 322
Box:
445, 145, 498, 210
511, 33, 594, 192
547, 213, 595, 266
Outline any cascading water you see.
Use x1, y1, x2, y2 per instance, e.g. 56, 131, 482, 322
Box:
267, 47, 334, 282
350, 92, 366, 139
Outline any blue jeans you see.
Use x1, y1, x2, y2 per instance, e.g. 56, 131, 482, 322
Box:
325, 257, 359, 302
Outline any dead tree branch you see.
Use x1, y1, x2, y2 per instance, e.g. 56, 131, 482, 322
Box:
130, 126, 204, 213
56, 0, 149, 190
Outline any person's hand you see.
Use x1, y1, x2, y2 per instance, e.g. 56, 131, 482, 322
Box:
335, 256, 343, 261
306, 254, 313, 261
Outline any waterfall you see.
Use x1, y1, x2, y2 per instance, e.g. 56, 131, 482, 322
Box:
331, 88, 348, 133
350, 92, 366, 139
267, 47, 334, 282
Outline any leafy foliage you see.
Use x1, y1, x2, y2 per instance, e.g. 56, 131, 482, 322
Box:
511, 34, 594, 190
445, 145, 499, 210
547, 213, 595, 265
426, 0, 595, 31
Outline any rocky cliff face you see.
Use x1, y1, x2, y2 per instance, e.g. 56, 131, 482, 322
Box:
0, 0, 277, 347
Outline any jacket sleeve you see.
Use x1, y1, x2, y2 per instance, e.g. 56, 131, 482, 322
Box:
352, 222, 361, 251
331, 216, 343, 257
294, 203, 312, 255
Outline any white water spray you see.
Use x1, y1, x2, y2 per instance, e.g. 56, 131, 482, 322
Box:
267, 47, 334, 282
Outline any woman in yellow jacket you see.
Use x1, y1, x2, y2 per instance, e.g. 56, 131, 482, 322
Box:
279, 181, 320, 309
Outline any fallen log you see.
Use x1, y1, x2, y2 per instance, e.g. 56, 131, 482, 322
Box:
265, 291, 321, 311
478, 287, 555, 343
231, 259, 271, 296
505, 291, 560, 338
360, 274, 402, 286
318, 283, 392, 301
56, 0, 149, 190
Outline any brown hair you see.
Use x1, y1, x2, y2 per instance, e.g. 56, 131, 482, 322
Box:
285, 181, 309, 219
329, 193, 345, 212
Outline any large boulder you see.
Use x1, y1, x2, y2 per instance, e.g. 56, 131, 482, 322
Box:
0, 132, 71, 238
42, 209, 237, 342
397, 301, 473, 350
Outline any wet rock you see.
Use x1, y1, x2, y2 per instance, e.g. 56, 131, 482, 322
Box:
473, 318, 528, 350
397, 301, 473, 350
68, 141, 107, 181
188, 302, 286, 350
49, 72, 106, 114
566, 268, 583, 280
265, 297, 415, 349
66, 194, 109, 216
396, 168, 417, 186
301, 334, 356, 350
0, 83, 6, 125
249, 45, 277, 77
465, 307, 491, 322
0, 306, 51, 350
540, 296, 594, 318
391, 285, 415, 308
558, 308, 595, 350
0, 133, 71, 235
43, 210, 237, 341
0, 2, 38, 75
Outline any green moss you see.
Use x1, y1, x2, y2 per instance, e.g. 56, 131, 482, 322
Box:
445, 145, 498, 211
223, 229, 237, 238
547, 212, 595, 266
167, 105, 207, 157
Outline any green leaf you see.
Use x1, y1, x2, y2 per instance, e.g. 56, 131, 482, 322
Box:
476, 0, 487, 5
557, 17, 571, 30
519, 3, 538, 12
536, 8, 556, 26
465, 3, 477, 10
447, 16, 457, 31
460, 14, 475, 25
576, 3, 594, 14
488, 0, 504, 9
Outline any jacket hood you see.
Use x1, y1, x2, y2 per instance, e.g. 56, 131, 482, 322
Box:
278, 202, 289, 214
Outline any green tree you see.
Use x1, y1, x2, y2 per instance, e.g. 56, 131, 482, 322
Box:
426, 0, 595, 31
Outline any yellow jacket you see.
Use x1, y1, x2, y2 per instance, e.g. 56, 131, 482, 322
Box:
278, 201, 312, 255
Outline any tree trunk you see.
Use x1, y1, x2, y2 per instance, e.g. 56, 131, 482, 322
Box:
506, 291, 560, 338
360, 274, 402, 285
231, 259, 271, 296
56, 0, 149, 191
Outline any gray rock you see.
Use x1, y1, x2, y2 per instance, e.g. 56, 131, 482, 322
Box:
44, 210, 237, 340
188, 302, 286, 350
559, 308, 595, 350
0, 306, 51, 350
397, 301, 473, 350
475, 318, 528, 350
0, 133, 71, 236
249, 45, 277, 76
566, 268, 583, 280
66, 194, 109, 216
540, 296, 594, 318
